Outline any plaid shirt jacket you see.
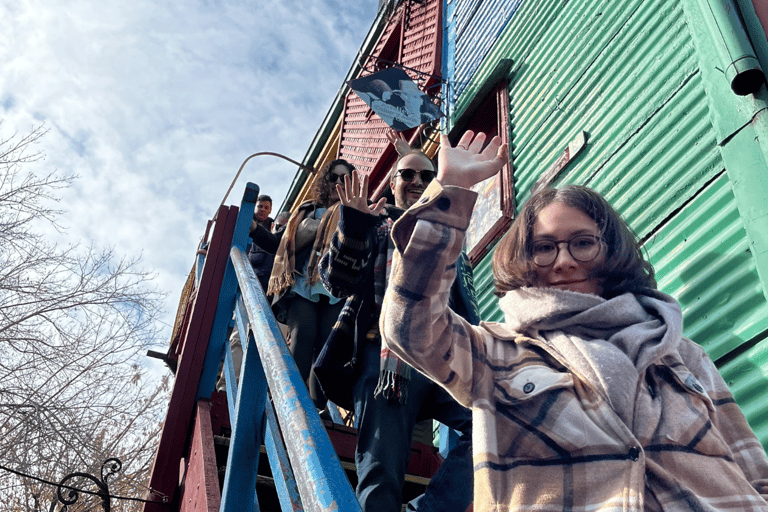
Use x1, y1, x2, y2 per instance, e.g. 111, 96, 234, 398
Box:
380, 181, 768, 512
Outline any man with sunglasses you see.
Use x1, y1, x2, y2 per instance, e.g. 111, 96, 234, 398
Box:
390, 154, 437, 209
316, 148, 477, 512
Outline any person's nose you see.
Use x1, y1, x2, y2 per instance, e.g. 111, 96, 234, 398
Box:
412, 173, 424, 187
552, 242, 577, 270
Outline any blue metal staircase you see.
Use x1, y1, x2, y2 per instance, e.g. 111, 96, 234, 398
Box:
144, 183, 447, 512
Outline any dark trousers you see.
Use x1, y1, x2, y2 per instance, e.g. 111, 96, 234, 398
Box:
353, 341, 473, 512
286, 295, 344, 409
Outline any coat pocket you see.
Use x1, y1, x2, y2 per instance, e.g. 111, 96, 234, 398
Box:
493, 365, 623, 454
496, 364, 574, 402
649, 364, 734, 458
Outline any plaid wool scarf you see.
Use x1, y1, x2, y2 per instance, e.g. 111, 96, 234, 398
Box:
371, 214, 412, 403
501, 287, 684, 428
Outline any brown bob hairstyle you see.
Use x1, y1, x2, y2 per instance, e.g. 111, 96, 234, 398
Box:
492, 185, 656, 299
312, 159, 355, 207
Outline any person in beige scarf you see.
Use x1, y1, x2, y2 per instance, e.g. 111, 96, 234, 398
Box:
267, 159, 351, 410
380, 130, 768, 511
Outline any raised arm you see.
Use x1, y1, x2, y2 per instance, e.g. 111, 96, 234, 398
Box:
336, 171, 386, 216
380, 131, 508, 406
386, 129, 411, 156
437, 131, 507, 189
249, 223, 281, 253
319, 172, 385, 298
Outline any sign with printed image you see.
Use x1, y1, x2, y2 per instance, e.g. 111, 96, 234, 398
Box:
349, 67, 443, 131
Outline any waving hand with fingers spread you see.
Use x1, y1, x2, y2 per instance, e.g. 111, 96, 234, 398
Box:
437, 130, 508, 189
317, 132, 479, 512
337, 171, 387, 216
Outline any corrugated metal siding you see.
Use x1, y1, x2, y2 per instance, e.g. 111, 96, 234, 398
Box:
643, 174, 768, 360
401, 0, 442, 76
472, 241, 503, 322
720, 338, 768, 452
458, 0, 768, 446
448, 0, 522, 106
510, 0, 700, 209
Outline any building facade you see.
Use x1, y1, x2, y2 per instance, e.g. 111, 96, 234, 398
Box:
286, 0, 768, 449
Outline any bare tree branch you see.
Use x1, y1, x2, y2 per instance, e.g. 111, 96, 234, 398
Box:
0, 122, 170, 512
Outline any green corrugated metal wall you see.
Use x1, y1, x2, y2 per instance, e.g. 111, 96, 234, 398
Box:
454, 0, 768, 449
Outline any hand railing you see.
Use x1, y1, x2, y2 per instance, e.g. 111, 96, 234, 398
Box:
214, 182, 361, 512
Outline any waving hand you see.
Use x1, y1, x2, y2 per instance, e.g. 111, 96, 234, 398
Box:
337, 171, 386, 216
437, 131, 508, 189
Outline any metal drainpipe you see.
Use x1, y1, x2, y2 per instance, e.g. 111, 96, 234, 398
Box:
695, 0, 766, 95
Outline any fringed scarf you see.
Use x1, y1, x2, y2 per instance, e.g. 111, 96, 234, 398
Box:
268, 200, 341, 300
307, 204, 341, 286
371, 213, 412, 403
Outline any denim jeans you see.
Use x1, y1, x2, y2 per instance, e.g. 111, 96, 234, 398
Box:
353, 341, 473, 512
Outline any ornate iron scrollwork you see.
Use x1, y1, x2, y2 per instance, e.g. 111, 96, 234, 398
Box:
56, 458, 121, 512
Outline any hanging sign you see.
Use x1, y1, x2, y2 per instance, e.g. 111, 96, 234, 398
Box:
348, 67, 444, 131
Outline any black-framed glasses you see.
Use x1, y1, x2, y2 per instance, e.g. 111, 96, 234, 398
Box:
395, 168, 437, 184
326, 172, 349, 183
530, 235, 603, 267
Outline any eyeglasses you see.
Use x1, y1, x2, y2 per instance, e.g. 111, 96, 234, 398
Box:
530, 235, 603, 267
394, 168, 437, 184
326, 173, 349, 183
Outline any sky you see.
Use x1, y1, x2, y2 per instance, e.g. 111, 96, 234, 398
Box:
0, 0, 380, 365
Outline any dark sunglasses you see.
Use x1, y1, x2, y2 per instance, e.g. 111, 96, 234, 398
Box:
394, 168, 436, 183
326, 172, 349, 183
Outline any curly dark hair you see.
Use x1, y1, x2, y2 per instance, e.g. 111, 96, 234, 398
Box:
492, 185, 656, 299
312, 159, 355, 207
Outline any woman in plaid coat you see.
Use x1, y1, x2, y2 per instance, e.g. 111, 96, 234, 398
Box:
380, 130, 768, 511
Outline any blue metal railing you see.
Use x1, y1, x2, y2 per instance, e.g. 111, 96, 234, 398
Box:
195, 182, 361, 512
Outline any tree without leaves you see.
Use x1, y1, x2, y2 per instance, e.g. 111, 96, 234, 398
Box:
0, 122, 170, 512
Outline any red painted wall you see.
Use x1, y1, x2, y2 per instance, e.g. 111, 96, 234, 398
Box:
752, 0, 768, 45
338, 0, 444, 197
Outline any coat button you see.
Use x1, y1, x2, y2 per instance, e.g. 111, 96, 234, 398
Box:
523, 382, 535, 394
628, 447, 640, 461
436, 197, 451, 211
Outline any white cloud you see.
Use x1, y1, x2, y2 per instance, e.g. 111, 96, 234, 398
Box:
0, 0, 378, 352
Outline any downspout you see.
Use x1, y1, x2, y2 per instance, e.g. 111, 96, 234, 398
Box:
684, 0, 768, 304
694, 0, 766, 94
